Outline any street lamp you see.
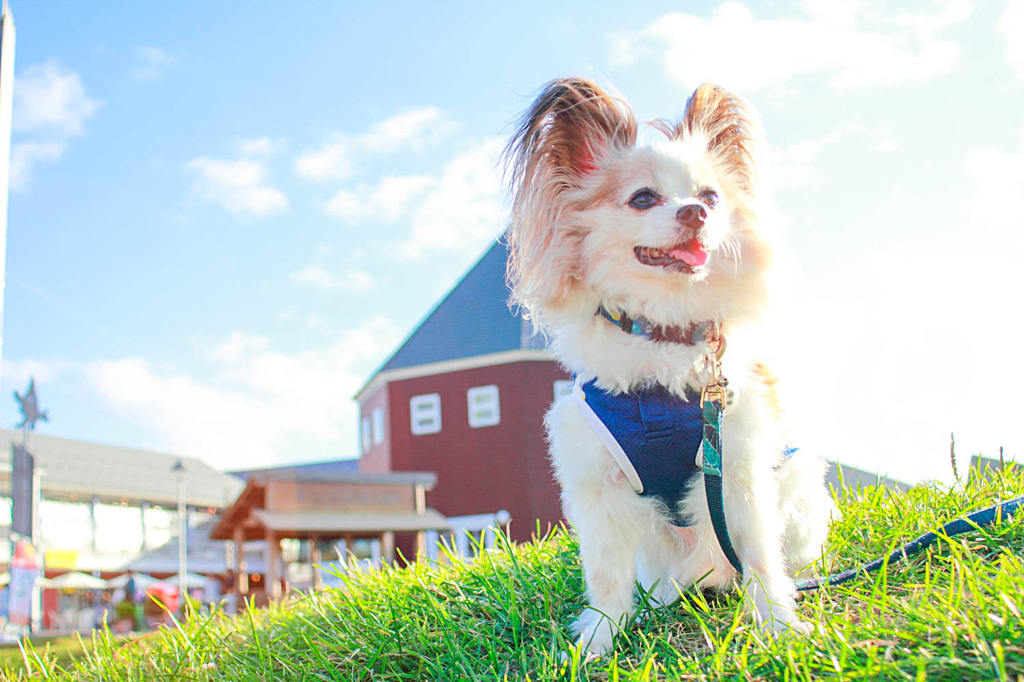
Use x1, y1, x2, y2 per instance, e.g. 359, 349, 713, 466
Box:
171, 459, 187, 614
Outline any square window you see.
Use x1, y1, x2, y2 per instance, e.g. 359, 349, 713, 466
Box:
410, 394, 442, 435
467, 385, 500, 428
372, 408, 385, 445
361, 417, 372, 453
553, 380, 574, 401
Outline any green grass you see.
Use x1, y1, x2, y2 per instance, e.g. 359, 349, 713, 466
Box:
5, 466, 1024, 681
0, 636, 94, 672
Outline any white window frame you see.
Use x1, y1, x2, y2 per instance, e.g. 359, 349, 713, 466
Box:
553, 380, 574, 401
372, 408, 385, 445
467, 385, 500, 428
361, 416, 372, 453
410, 394, 442, 435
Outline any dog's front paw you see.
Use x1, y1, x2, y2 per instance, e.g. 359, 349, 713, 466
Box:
760, 615, 813, 637
571, 608, 621, 656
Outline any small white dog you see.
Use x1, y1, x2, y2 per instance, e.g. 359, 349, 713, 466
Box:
504, 78, 831, 654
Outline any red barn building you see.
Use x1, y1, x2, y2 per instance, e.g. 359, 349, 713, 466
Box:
354, 241, 569, 545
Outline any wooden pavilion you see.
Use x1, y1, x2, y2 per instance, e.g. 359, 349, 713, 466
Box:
209, 470, 448, 600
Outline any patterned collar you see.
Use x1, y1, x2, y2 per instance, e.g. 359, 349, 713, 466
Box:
596, 304, 717, 346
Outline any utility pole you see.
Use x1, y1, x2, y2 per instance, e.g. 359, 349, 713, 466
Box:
171, 459, 188, 614
0, 0, 16, 380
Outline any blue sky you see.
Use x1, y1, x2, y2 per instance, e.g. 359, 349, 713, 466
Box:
2, 0, 1022, 482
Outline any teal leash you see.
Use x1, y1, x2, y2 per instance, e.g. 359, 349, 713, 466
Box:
793, 494, 1024, 591
700, 331, 744, 575
697, 330, 1024, 591
699, 361, 1024, 590
701, 387, 743, 574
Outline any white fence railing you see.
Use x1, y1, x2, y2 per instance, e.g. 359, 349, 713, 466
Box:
425, 509, 511, 561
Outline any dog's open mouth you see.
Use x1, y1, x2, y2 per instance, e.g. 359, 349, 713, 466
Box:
634, 241, 709, 273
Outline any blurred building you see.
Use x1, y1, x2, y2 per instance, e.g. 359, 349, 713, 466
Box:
0, 429, 243, 628
354, 240, 567, 547
0, 429, 243, 571
211, 468, 446, 601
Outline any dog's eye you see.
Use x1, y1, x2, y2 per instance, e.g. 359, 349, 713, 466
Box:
699, 190, 719, 209
628, 189, 659, 210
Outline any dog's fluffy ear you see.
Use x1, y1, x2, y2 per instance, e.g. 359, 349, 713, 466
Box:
504, 78, 636, 319
681, 83, 761, 199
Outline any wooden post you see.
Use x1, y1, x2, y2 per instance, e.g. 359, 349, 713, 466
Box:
310, 535, 321, 590
233, 526, 248, 596
342, 533, 354, 567
414, 484, 426, 561
265, 530, 281, 601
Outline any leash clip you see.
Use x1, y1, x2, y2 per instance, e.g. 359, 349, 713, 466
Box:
701, 323, 728, 407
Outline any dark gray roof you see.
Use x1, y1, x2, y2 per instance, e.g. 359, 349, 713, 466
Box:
0, 429, 244, 509
969, 455, 1018, 482
252, 470, 436, 487
372, 240, 545, 377
234, 461, 435, 487
825, 461, 910, 492
232, 458, 359, 482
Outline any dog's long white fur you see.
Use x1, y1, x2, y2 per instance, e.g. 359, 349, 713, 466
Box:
504, 78, 833, 654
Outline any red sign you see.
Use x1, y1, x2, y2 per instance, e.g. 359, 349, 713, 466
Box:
7, 538, 40, 629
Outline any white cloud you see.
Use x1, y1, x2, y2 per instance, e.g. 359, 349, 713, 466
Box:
775, 145, 1024, 484
291, 264, 374, 291
235, 136, 286, 157
293, 137, 355, 182
316, 136, 505, 259
3, 358, 75, 387
10, 140, 63, 192
769, 126, 855, 189
398, 137, 505, 258
801, 0, 859, 27
185, 155, 288, 217
210, 331, 271, 362
131, 46, 175, 82
768, 123, 904, 189
771, 137, 833, 189
23, 317, 400, 470
894, 0, 971, 34
14, 60, 101, 136
359, 107, 457, 154
611, 2, 968, 92
999, 0, 1024, 79
10, 60, 101, 191
294, 106, 456, 181
324, 174, 434, 222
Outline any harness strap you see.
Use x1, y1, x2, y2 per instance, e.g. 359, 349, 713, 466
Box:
701, 394, 743, 574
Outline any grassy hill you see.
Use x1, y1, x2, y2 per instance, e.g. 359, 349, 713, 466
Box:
4, 466, 1024, 681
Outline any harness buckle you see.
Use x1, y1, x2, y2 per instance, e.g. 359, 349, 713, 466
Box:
700, 382, 726, 408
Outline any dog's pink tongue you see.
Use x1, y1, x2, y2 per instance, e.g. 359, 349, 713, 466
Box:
670, 243, 709, 267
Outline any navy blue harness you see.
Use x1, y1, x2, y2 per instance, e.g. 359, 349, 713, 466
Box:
576, 378, 798, 529
578, 378, 703, 526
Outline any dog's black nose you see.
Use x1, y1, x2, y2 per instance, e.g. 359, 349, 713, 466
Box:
676, 204, 707, 230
